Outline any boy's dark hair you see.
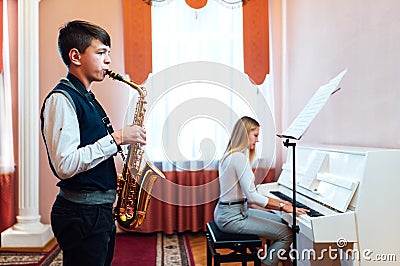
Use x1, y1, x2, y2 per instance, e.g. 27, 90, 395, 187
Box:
58, 20, 111, 67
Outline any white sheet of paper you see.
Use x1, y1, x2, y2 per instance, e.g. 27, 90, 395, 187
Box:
298, 152, 327, 189
278, 68, 347, 140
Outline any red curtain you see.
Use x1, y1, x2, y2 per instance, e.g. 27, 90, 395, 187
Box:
243, 0, 269, 84
0, 173, 15, 232
120, 168, 274, 234
123, 170, 219, 234
122, 0, 152, 84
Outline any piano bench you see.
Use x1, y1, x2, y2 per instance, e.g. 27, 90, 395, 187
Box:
206, 221, 262, 266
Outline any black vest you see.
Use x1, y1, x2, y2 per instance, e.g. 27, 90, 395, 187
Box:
40, 74, 117, 192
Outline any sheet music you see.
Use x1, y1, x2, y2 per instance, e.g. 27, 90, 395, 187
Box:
298, 152, 327, 189
278, 68, 347, 140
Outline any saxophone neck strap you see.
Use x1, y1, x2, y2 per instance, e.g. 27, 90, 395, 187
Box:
60, 77, 123, 156
60, 77, 114, 134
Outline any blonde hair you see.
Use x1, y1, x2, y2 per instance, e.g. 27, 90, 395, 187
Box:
222, 116, 260, 164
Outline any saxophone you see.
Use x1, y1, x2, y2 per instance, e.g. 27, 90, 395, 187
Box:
106, 70, 166, 229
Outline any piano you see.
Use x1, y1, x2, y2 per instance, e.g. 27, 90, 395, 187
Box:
257, 144, 400, 266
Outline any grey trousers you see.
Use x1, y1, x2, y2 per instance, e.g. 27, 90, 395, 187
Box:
214, 202, 292, 266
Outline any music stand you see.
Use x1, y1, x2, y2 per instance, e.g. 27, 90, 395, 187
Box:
276, 135, 299, 265
284, 137, 299, 265
276, 68, 347, 266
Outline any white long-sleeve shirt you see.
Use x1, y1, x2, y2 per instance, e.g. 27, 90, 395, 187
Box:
42, 93, 118, 179
218, 151, 269, 207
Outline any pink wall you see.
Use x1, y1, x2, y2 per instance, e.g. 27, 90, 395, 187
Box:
281, 0, 400, 149
269, 0, 284, 174
8, 0, 18, 225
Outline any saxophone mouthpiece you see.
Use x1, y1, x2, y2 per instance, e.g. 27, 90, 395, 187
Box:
106, 69, 124, 81
106, 69, 146, 97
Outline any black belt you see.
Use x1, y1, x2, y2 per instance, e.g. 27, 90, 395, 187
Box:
219, 199, 247, 205
59, 188, 116, 205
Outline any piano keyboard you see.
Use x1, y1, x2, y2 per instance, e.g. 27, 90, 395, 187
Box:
270, 191, 324, 217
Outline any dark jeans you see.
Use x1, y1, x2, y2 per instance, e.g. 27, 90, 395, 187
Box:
51, 195, 116, 266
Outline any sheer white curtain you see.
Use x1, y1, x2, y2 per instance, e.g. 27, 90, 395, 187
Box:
0, 0, 14, 176
151, 0, 243, 72
133, 0, 274, 170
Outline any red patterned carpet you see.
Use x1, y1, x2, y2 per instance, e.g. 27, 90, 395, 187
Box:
113, 233, 157, 265
114, 232, 194, 266
0, 243, 61, 265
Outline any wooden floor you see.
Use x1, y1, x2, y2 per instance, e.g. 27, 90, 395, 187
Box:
188, 231, 253, 266
0, 237, 58, 253
187, 231, 211, 266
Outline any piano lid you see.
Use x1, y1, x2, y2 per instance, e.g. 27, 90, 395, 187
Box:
278, 146, 362, 213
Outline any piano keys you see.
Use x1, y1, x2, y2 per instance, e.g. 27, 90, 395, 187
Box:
257, 144, 400, 266
269, 191, 324, 217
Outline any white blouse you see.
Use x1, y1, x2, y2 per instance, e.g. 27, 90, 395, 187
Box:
218, 151, 269, 207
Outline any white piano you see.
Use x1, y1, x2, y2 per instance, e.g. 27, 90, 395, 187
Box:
257, 144, 400, 266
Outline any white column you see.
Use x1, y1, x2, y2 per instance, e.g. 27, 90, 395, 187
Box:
1, 0, 53, 247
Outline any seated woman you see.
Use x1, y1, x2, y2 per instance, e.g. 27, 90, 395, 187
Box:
214, 116, 308, 266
